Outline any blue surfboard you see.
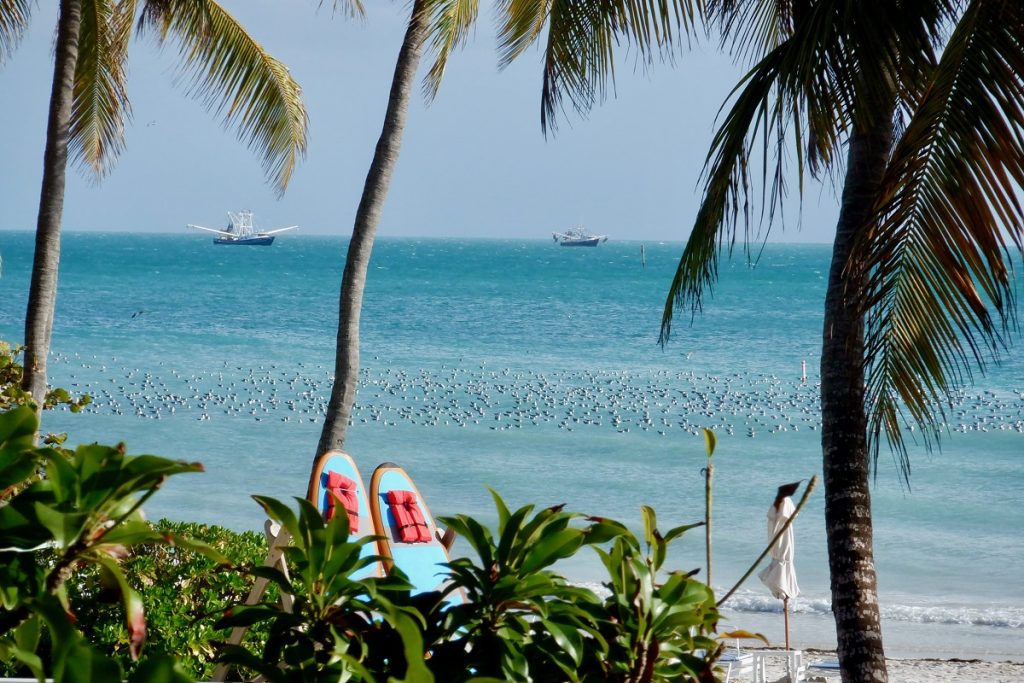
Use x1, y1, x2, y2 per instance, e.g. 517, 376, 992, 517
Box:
368, 462, 463, 604
307, 450, 382, 579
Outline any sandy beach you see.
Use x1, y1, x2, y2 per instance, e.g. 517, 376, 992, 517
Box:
883, 657, 1024, 683
755, 650, 1024, 682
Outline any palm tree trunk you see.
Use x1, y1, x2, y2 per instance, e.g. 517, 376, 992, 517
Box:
316, 2, 430, 456
22, 0, 83, 415
821, 112, 894, 682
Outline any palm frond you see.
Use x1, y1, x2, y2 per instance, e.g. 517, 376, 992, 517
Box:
70, 0, 133, 177
0, 0, 32, 62
137, 0, 308, 195
504, 0, 698, 134
660, 0, 856, 343
706, 0, 810, 63
322, 0, 364, 18
420, 0, 479, 101
861, 0, 1024, 475
496, 0, 550, 68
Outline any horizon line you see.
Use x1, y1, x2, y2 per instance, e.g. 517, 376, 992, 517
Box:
0, 227, 834, 246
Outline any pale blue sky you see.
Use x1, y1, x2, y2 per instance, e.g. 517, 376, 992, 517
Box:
0, 1, 839, 242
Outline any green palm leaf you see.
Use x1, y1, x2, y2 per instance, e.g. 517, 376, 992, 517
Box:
658, 0, 950, 344
496, 0, 550, 67
70, 0, 133, 177
0, 0, 33, 62
137, 0, 308, 195
659, 0, 863, 343
861, 0, 1024, 475
498, 0, 698, 133
421, 0, 479, 101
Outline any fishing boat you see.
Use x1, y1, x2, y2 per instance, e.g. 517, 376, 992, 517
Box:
187, 210, 297, 245
552, 225, 607, 247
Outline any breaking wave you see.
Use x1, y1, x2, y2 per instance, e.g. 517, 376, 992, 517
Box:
722, 590, 1024, 629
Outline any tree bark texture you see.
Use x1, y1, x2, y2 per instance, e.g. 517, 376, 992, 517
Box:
316, 1, 430, 457
22, 0, 83, 415
821, 113, 895, 682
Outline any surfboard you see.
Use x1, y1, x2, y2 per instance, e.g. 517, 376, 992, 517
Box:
307, 450, 382, 578
368, 462, 463, 604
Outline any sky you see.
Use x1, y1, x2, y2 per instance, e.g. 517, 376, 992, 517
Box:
0, 1, 841, 242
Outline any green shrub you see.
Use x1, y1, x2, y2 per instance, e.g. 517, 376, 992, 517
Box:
217, 492, 724, 682
0, 405, 207, 682
68, 520, 273, 680
1, 387, 736, 682
0, 340, 91, 446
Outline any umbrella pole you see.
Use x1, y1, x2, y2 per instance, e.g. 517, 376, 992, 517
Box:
783, 596, 791, 651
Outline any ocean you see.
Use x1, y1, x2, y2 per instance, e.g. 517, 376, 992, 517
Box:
0, 232, 1021, 661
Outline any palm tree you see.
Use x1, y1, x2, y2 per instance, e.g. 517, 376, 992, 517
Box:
317, 0, 480, 454
2, 0, 308, 413
315, 0, 702, 454
652, 2, 1024, 681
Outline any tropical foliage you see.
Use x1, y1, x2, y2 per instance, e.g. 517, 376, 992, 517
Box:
650, 2, 1024, 680
0, 405, 213, 682
5, 0, 308, 411
217, 491, 725, 683
317, 0, 704, 454
0, 395, 732, 682
488, 1, 1024, 680
68, 521, 273, 680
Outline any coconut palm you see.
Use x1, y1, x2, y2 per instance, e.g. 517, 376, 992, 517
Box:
315, 0, 701, 452
317, 0, 492, 454
652, 1, 1024, 681
2, 0, 308, 413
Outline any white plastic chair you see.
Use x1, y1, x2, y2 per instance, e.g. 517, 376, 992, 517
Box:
718, 640, 763, 683
784, 649, 806, 682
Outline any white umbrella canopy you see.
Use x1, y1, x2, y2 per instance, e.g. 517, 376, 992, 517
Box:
758, 482, 801, 652
758, 495, 800, 600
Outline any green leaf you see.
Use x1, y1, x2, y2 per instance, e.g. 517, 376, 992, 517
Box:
137, 0, 309, 195
154, 530, 231, 566
95, 520, 164, 546
0, 449, 39, 491
582, 518, 630, 545
252, 495, 299, 541
719, 629, 769, 645
125, 653, 196, 683
6, 615, 44, 681
0, 405, 37, 445
663, 521, 704, 544
540, 617, 584, 665
641, 505, 657, 548
387, 607, 434, 683
215, 603, 283, 629
95, 555, 147, 660
521, 528, 585, 574
33, 503, 87, 547
703, 428, 716, 458
53, 636, 124, 683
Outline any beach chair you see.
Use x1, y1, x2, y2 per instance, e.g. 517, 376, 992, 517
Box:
718, 640, 764, 683
368, 462, 464, 606
807, 657, 841, 680
748, 648, 807, 683
210, 519, 293, 682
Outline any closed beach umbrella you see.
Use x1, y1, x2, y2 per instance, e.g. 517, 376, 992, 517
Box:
758, 481, 801, 650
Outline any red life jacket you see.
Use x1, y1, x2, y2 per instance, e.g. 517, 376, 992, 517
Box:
386, 489, 431, 543
325, 472, 359, 533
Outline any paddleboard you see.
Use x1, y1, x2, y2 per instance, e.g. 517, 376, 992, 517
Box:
307, 450, 382, 578
368, 462, 463, 604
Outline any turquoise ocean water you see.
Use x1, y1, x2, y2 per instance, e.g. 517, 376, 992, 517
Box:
1, 232, 1021, 660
